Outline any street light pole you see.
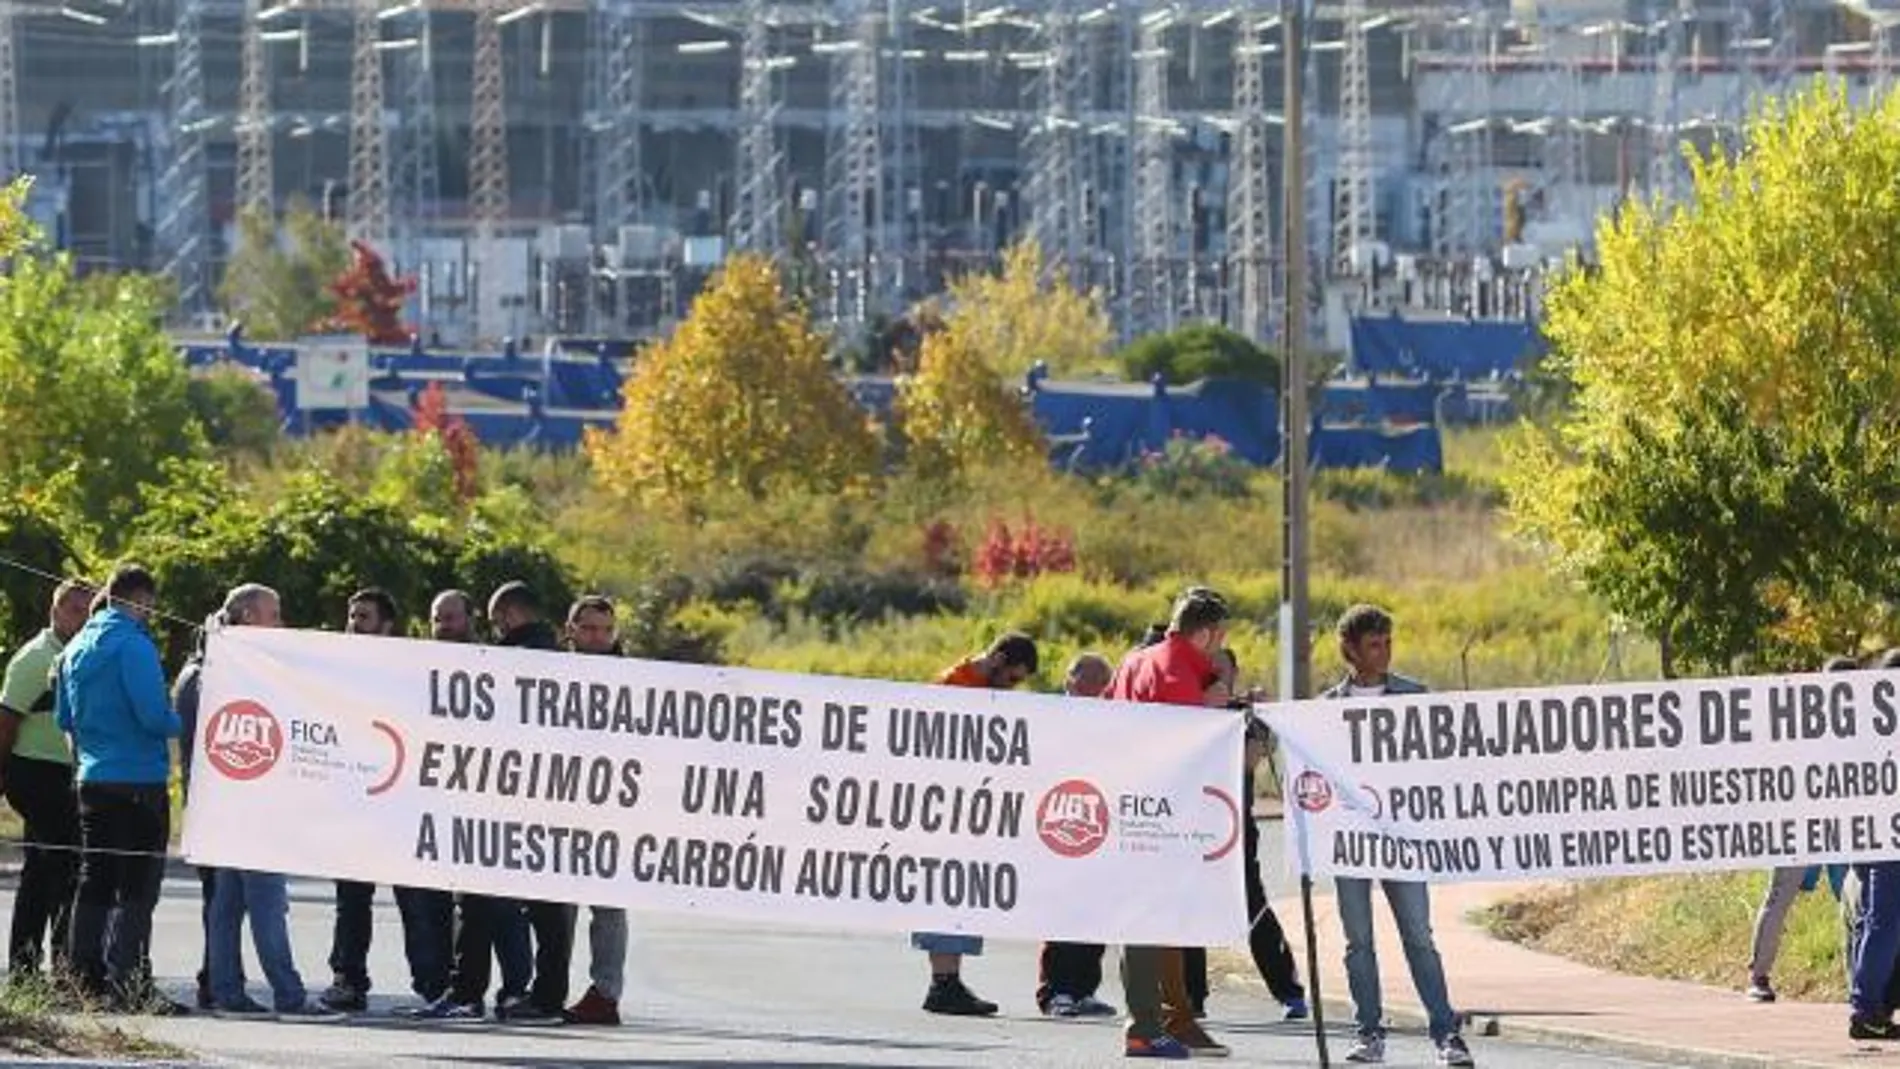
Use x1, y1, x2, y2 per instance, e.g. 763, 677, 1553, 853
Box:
1279, 0, 1312, 707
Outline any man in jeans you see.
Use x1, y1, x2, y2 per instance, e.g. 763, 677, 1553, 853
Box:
56, 565, 186, 1013
1106, 588, 1230, 1060
914, 632, 1038, 1018
182, 585, 338, 1021
0, 580, 91, 980
562, 595, 630, 1026
1323, 604, 1472, 1067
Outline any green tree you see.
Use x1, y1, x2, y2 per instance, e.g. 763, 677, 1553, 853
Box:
1505, 85, 1900, 671
186, 363, 284, 456
219, 199, 349, 341
585, 254, 880, 507
0, 183, 206, 541
1117, 323, 1282, 386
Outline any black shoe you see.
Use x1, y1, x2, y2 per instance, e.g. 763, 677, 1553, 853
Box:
922, 976, 998, 1017
1851, 1017, 1900, 1041
319, 982, 368, 1014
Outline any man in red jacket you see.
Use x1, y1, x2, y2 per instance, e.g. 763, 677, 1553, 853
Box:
1107, 588, 1231, 1060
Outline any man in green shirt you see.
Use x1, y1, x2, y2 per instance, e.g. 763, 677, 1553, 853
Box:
0, 580, 93, 976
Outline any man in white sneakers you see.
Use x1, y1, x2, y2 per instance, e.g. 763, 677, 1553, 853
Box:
1323, 605, 1473, 1067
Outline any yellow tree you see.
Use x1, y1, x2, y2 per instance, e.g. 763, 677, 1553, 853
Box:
896, 324, 1046, 477
1505, 85, 1900, 670
585, 254, 879, 506
941, 241, 1113, 377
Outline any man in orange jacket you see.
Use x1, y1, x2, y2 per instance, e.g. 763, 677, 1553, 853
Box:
913, 632, 1039, 1017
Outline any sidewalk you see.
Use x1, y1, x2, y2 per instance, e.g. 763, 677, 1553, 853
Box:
1246, 880, 1890, 1069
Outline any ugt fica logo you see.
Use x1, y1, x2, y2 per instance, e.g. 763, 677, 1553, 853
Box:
1036, 779, 1109, 858
1293, 770, 1334, 814
204, 700, 284, 782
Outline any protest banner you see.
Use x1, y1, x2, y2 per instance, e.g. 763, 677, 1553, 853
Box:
1263, 670, 1900, 882
181, 628, 1247, 945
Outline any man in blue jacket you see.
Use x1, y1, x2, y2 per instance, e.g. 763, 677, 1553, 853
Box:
56, 564, 186, 1013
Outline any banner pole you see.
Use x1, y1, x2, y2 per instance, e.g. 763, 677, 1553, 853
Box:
1299, 871, 1332, 1068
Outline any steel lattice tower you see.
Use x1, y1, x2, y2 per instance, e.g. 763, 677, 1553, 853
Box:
1024, 0, 1094, 283
1438, 6, 1493, 256
1649, 0, 1685, 202
1127, 7, 1178, 338
1227, 7, 1276, 343
1533, 6, 1583, 225
0, 0, 19, 182
235, 0, 274, 220
587, 0, 644, 243
1876, 13, 1895, 100
348, 0, 391, 250
1766, 0, 1795, 90
1334, 0, 1375, 273
824, 0, 884, 327
392, 4, 440, 273
157, 0, 211, 314
469, 0, 510, 340
731, 0, 785, 256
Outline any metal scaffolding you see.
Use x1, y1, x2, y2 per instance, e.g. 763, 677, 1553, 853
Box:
1436, 3, 1493, 256
157, 0, 210, 314
1334, 0, 1375, 273
348, 0, 390, 250
1226, 7, 1277, 343
1127, 8, 1178, 338
731, 0, 785, 256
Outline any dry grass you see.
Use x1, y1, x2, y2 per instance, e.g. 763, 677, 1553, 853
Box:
0, 975, 191, 1060
1476, 873, 1848, 1002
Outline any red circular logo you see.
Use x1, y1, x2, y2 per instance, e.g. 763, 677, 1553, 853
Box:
1036, 779, 1110, 858
1293, 770, 1334, 814
204, 700, 284, 782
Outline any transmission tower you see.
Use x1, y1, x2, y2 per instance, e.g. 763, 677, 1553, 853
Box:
1533, 7, 1583, 226
158, 0, 211, 315
1649, 0, 1685, 203
235, 0, 274, 220
392, 4, 440, 273
1024, 0, 1096, 283
1876, 13, 1895, 101
1438, 6, 1493, 256
1765, 0, 1795, 91
824, 0, 884, 328
348, 0, 391, 250
1227, 8, 1276, 343
469, 0, 510, 341
731, 0, 785, 256
1127, 7, 1178, 338
587, 0, 644, 242
1334, 0, 1375, 273
0, 0, 18, 182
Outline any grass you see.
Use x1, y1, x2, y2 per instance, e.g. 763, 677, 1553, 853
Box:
0, 975, 191, 1060
1475, 873, 1848, 1001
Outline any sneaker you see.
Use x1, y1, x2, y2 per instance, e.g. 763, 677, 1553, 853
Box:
1172, 1029, 1230, 1058
213, 997, 272, 1019
1850, 1016, 1900, 1041
1346, 1034, 1386, 1063
1747, 977, 1777, 1003
405, 997, 484, 1022
1437, 1034, 1475, 1067
562, 987, 621, 1027
1282, 997, 1310, 1021
1073, 995, 1118, 1017
1126, 1035, 1193, 1059
277, 1002, 346, 1023
1046, 994, 1080, 1018
496, 996, 564, 1026
922, 976, 999, 1017
318, 982, 367, 1014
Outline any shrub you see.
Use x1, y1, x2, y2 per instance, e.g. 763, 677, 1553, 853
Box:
1118, 323, 1282, 386
972, 517, 1078, 587
1132, 435, 1254, 499
185, 363, 283, 456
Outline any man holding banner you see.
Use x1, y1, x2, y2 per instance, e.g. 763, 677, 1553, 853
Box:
1320, 605, 1472, 1067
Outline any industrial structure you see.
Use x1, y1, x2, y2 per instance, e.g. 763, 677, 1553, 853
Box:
0, 0, 1890, 345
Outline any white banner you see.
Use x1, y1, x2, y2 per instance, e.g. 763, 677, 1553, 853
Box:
182, 629, 1247, 945
1264, 671, 1900, 882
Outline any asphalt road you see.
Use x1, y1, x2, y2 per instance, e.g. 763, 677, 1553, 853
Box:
2, 831, 1677, 1068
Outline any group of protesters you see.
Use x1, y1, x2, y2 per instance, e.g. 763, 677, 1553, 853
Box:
1744, 649, 1900, 1042
0, 565, 631, 1027
0, 565, 1477, 1064
918, 591, 1475, 1065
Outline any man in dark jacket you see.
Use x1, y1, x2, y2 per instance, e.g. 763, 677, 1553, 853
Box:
487, 581, 567, 1026
57, 565, 185, 1013
561, 595, 630, 1026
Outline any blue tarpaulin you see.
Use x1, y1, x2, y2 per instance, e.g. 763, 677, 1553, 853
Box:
1349, 313, 1542, 380
1030, 378, 1282, 469
1311, 424, 1445, 474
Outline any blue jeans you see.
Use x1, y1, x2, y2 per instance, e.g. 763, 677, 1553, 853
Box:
911, 932, 983, 957
210, 869, 307, 1011
1851, 862, 1900, 1019
1335, 877, 1457, 1042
